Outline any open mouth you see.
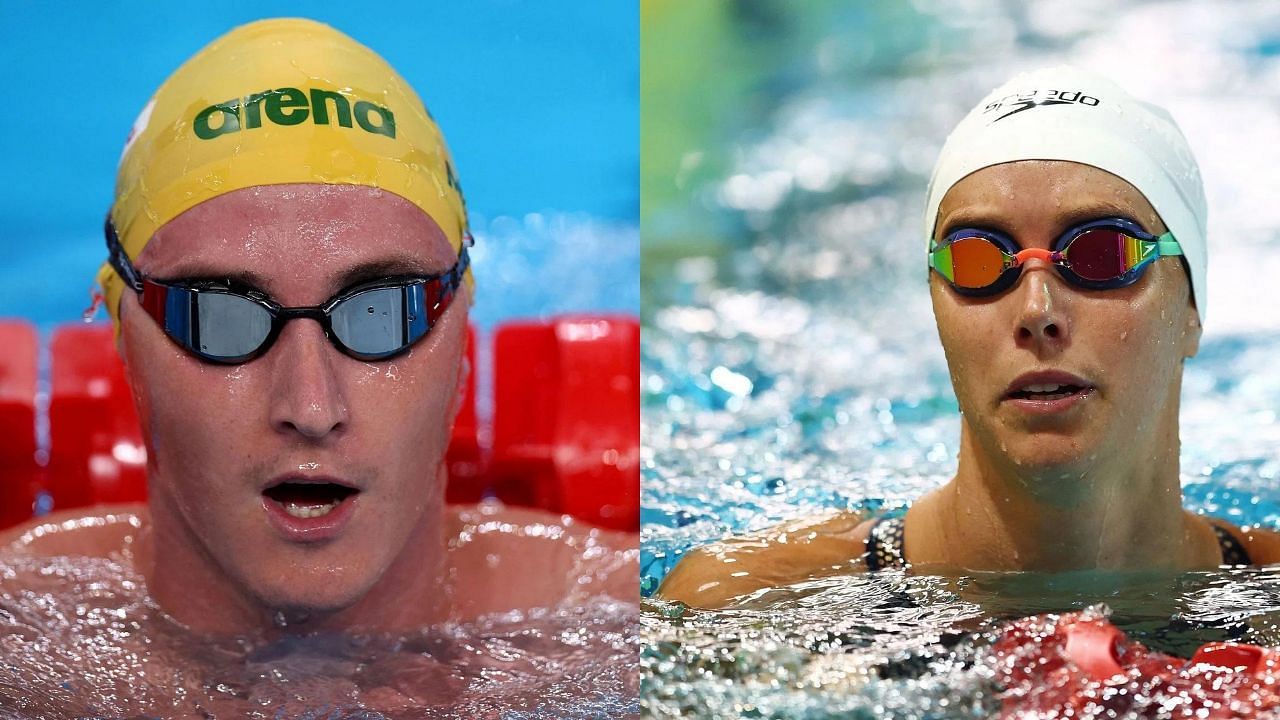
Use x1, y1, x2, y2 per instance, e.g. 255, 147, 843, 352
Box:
262, 482, 359, 520
1007, 383, 1090, 402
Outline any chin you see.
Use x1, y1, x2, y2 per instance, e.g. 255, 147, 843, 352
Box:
238, 552, 383, 619
1000, 422, 1096, 461
255, 577, 373, 621
1010, 450, 1091, 472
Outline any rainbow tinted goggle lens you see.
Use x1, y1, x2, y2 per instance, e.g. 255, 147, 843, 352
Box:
106, 219, 468, 364
928, 217, 1183, 297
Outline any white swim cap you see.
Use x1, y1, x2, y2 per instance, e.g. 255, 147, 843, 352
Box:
924, 66, 1208, 320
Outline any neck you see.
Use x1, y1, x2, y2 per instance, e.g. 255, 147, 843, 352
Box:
913, 406, 1198, 572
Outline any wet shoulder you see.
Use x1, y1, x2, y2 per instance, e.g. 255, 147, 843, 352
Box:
656, 511, 874, 609
1205, 517, 1280, 566
0, 503, 148, 562
445, 502, 638, 617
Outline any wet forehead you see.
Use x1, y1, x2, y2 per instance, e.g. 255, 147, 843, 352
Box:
137, 184, 457, 303
935, 160, 1167, 241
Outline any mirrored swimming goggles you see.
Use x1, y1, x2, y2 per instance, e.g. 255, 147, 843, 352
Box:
928, 217, 1183, 297
105, 219, 470, 364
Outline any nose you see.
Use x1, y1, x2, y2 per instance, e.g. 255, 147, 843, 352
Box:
1012, 260, 1071, 350
267, 318, 349, 440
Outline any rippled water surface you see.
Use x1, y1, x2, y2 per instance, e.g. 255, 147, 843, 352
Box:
0, 554, 638, 719
642, 0, 1280, 716
644, 568, 1280, 718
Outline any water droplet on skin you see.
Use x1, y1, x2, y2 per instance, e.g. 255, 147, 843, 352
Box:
662, 601, 687, 620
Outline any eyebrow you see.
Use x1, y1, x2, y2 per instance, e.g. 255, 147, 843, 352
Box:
161, 257, 446, 295
334, 258, 443, 288
938, 201, 1147, 239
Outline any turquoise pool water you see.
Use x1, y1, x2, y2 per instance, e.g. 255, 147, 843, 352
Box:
641, 1, 1280, 716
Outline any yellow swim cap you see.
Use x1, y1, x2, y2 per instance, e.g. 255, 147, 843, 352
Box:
99, 17, 471, 326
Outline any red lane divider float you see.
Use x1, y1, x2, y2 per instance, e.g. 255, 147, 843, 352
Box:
2, 316, 639, 532
0, 322, 38, 529
490, 316, 640, 531
995, 609, 1280, 718
48, 325, 146, 508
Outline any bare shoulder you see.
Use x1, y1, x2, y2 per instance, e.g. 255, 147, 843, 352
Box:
445, 502, 638, 617
1205, 517, 1280, 566
0, 503, 149, 561
656, 511, 874, 609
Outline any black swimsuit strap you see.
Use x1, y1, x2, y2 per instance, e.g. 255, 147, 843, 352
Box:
864, 516, 1253, 569
865, 516, 907, 571
1212, 523, 1252, 566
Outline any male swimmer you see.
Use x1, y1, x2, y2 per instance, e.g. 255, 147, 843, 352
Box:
660, 66, 1280, 608
0, 19, 634, 633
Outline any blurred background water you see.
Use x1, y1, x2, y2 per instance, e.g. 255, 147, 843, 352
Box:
641, 0, 1280, 716
0, 1, 639, 330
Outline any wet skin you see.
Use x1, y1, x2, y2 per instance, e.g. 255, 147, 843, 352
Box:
1, 184, 636, 632
659, 161, 1280, 609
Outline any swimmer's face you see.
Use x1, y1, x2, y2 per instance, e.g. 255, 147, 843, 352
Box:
930, 161, 1200, 489
119, 184, 466, 616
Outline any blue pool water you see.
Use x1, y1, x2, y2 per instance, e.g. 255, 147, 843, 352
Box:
0, 2, 638, 330
641, 1, 1280, 716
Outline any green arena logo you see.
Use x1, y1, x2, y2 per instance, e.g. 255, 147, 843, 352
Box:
193, 88, 396, 140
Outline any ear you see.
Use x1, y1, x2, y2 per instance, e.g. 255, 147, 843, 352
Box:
450, 351, 470, 425
114, 300, 130, 368
1181, 303, 1202, 359
447, 286, 473, 427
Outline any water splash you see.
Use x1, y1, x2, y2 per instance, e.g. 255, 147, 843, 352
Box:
0, 555, 639, 718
